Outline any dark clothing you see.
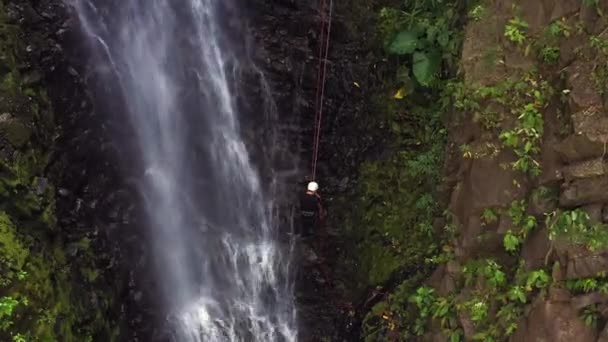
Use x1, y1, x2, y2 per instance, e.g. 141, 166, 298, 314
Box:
300, 192, 320, 237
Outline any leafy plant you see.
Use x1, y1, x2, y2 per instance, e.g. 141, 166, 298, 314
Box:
581, 305, 600, 328
460, 144, 473, 159
483, 260, 507, 289
482, 208, 499, 225
388, 30, 443, 85
409, 286, 436, 335
469, 5, 486, 21
546, 209, 608, 251
503, 230, 520, 252
540, 46, 560, 64
496, 303, 522, 336
505, 17, 528, 45
547, 19, 571, 38
0, 297, 19, 331
499, 74, 552, 176
383, 2, 460, 86
566, 274, 608, 294
467, 299, 489, 322
591, 36, 608, 53
524, 270, 550, 291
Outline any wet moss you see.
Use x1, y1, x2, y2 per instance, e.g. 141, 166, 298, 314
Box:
0, 120, 32, 147
0, 1, 118, 340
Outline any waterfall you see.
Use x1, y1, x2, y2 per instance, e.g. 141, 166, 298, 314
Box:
68, 0, 297, 340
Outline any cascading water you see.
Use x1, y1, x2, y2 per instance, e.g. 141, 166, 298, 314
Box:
68, 1, 297, 340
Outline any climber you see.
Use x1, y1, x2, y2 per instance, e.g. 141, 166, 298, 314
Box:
299, 181, 324, 239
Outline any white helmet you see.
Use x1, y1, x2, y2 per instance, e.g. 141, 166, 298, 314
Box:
307, 181, 319, 192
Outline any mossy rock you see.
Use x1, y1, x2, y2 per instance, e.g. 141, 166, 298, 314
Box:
0, 114, 32, 147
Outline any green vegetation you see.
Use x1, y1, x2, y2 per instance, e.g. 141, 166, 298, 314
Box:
381, 1, 462, 86
338, 0, 469, 340
469, 5, 486, 22
378, 259, 552, 341
501, 200, 537, 253
582, 0, 599, 7
349, 1, 608, 340
546, 209, 608, 251
340, 0, 467, 292
0, 2, 119, 340
590, 35, 608, 95
449, 71, 552, 176
504, 16, 528, 45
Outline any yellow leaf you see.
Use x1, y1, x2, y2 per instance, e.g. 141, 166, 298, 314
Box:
393, 87, 407, 99
353, 81, 360, 88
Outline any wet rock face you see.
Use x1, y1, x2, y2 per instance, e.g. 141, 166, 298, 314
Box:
8, 0, 374, 339
9, 0, 154, 339
248, 0, 378, 340
247, 1, 335, 339
433, 0, 608, 340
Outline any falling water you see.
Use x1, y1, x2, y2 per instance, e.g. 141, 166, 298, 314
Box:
69, 0, 297, 341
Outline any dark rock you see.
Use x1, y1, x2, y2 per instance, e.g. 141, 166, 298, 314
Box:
521, 227, 551, 271
599, 324, 608, 342
571, 292, 608, 311
552, 261, 565, 282
566, 253, 608, 279
562, 158, 608, 182
510, 297, 597, 342
549, 287, 571, 303
36, 177, 49, 195
560, 176, 608, 207
554, 134, 606, 163
582, 203, 603, 223
22, 70, 42, 86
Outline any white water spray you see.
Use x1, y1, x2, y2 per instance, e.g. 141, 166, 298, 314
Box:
69, 1, 297, 341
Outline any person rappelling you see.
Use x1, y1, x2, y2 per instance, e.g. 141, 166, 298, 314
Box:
298, 0, 332, 259
299, 181, 324, 239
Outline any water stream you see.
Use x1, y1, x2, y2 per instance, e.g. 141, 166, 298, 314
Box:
69, 1, 297, 340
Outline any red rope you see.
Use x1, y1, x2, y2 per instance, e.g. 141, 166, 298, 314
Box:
311, 0, 333, 181
311, 0, 326, 179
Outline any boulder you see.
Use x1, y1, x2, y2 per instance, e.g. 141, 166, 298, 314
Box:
510, 296, 597, 342
567, 61, 603, 110
521, 227, 551, 271
566, 253, 608, 279
582, 203, 604, 223
562, 158, 608, 182
571, 292, 608, 311
560, 176, 608, 207
548, 287, 571, 303
555, 134, 606, 163
467, 150, 526, 211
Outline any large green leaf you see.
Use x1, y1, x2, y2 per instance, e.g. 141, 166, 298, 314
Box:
388, 30, 419, 55
412, 51, 441, 85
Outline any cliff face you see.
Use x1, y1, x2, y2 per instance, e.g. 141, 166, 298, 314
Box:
0, 0, 131, 340
248, 1, 379, 339
10, 0, 608, 341
353, 0, 608, 341
426, 0, 608, 340
1, 0, 379, 339
441, 0, 608, 340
